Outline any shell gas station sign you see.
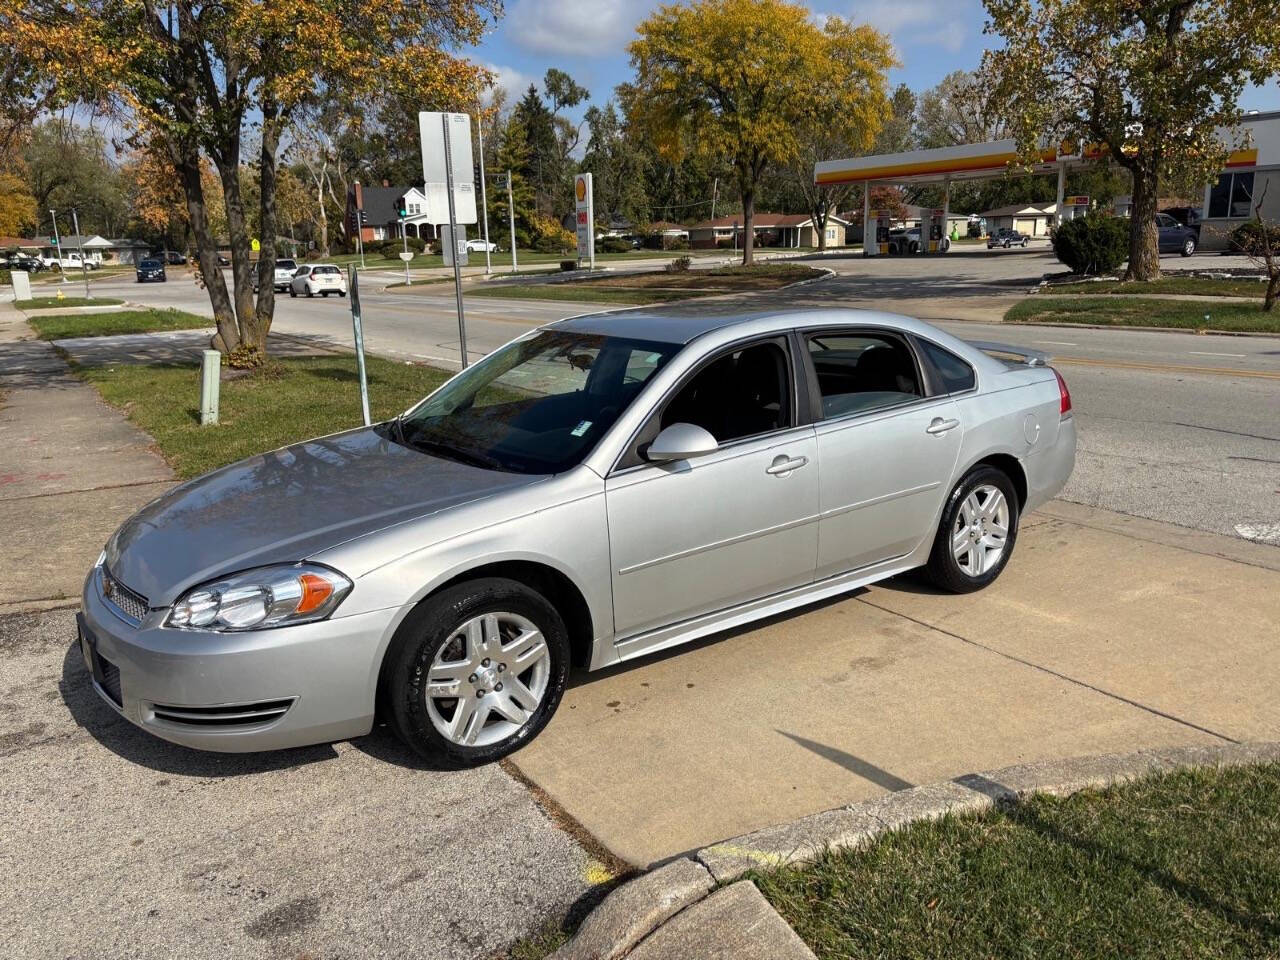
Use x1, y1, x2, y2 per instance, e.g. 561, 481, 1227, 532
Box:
574, 173, 594, 268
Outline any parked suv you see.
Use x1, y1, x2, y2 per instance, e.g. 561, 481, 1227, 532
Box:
987, 228, 1029, 249
1156, 213, 1198, 256
1160, 207, 1201, 237
5, 253, 44, 273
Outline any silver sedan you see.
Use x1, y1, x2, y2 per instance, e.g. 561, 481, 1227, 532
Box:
78, 308, 1076, 765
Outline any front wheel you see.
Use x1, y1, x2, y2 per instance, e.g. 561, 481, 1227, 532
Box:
383, 578, 570, 766
1182, 237, 1196, 257
289, 287, 297, 298
338, 290, 347, 298
305, 286, 314, 298
923, 466, 1020, 593
1021, 239, 1029, 247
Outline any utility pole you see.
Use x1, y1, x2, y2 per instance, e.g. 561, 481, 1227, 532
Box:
441, 114, 469, 367
401, 217, 410, 285
477, 118, 492, 275
70, 208, 91, 299
49, 209, 68, 283
507, 170, 518, 275
711, 177, 719, 221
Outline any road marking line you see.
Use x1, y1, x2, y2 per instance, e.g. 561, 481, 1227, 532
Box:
1035, 340, 1077, 346
1053, 355, 1280, 380
1188, 351, 1246, 358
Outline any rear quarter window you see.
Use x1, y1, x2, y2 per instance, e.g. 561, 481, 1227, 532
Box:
918, 339, 976, 393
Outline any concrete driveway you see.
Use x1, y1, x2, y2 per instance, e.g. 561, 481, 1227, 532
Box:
510, 503, 1280, 866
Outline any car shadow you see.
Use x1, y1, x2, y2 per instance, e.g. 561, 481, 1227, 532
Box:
567, 589, 865, 690
59, 641, 340, 776
873, 571, 953, 597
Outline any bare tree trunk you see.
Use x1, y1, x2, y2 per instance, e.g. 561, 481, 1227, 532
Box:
1125, 166, 1161, 281
247, 107, 282, 354
741, 186, 755, 266
215, 152, 258, 361
173, 141, 240, 353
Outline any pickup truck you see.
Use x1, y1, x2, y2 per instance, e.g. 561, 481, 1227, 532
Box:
41, 251, 99, 270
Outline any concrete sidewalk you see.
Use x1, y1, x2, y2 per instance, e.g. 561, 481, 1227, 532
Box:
0, 305, 174, 615
511, 501, 1280, 867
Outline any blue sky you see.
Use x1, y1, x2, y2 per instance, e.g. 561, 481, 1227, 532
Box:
474, 0, 1276, 123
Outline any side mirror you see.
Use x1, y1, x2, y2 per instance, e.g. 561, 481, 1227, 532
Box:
646, 422, 719, 463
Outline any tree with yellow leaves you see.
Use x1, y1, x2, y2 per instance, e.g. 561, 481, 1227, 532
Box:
11, 0, 495, 363
984, 0, 1280, 282
624, 0, 895, 264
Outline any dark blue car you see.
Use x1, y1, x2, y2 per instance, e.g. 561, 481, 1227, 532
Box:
1156, 213, 1198, 256
135, 258, 167, 282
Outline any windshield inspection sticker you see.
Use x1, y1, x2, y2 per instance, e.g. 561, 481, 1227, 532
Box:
571, 420, 593, 437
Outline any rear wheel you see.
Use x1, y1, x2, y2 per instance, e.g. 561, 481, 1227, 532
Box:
1182, 236, 1197, 257
289, 287, 296, 298
924, 466, 1020, 593
384, 578, 570, 766
1021, 238, 1029, 247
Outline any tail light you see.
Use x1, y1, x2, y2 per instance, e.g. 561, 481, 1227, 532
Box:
1053, 367, 1072, 417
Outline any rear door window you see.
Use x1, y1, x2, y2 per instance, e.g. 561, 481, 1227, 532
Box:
805, 332, 923, 418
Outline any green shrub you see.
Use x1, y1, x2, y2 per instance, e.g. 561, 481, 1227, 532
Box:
0, 269, 11, 286
665, 256, 692, 273
559, 259, 577, 271
1052, 212, 1129, 275
1228, 220, 1280, 255
599, 237, 631, 254
716, 237, 735, 249
666, 237, 689, 251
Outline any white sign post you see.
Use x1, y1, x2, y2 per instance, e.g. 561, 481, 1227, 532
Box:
574, 173, 594, 270
420, 111, 474, 368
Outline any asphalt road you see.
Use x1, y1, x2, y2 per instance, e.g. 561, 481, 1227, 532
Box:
60, 252, 1280, 545
0, 609, 597, 960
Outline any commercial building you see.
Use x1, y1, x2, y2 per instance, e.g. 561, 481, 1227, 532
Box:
815, 109, 1280, 254
687, 213, 848, 249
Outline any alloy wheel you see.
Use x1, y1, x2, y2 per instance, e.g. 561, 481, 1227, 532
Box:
951, 483, 1010, 577
425, 612, 550, 747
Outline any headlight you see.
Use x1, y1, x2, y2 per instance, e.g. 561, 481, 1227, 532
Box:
167, 563, 352, 631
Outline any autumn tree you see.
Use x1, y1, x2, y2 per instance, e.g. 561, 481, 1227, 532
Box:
625, 0, 894, 264
11, 0, 494, 364
984, 0, 1280, 282
917, 70, 1007, 149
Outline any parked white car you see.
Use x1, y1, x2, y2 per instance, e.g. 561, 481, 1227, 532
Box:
289, 264, 347, 298
41, 251, 98, 271
465, 239, 498, 253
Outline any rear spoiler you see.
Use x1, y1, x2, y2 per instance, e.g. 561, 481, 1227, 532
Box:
965, 340, 1050, 367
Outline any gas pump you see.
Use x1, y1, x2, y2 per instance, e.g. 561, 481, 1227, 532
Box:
874, 210, 891, 255
926, 208, 947, 253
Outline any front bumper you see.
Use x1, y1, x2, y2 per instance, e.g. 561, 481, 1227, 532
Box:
79, 568, 398, 752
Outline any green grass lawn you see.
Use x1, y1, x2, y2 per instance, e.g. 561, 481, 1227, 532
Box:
468, 262, 824, 305
29, 308, 212, 340
80, 354, 449, 479
1005, 296, 1280, 333
1045, 276, 1270, 298
755, 763, 1280, 960
17, 296, 123, 310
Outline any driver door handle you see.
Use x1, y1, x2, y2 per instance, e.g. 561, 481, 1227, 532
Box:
766, 455, 809, 476
926, 417, 960, 436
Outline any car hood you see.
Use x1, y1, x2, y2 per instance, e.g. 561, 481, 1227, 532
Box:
104, 427, 545, 605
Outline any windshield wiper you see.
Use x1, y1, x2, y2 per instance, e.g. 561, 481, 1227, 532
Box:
405, 436, 505, 471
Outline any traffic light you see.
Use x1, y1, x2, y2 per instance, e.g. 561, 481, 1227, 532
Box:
394, 195, 407, 218
358, 210, 368, 225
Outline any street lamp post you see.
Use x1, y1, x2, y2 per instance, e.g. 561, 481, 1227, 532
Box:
477, 120, 492, 275
70, 208, 91, 300
506, 170, 518, 274
401, 217, 410, 286
49, 209, 68, 284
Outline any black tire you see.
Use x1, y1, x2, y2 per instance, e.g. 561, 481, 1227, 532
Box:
289, 287, 296, 298
1181, 237, 1196, 257
306, 287, 314, 298
321, 291, 329, 297
1022, 238, 1029, 247
383, 577, 571, 767
338, 291, 346, 298
923, 465, 1021, 593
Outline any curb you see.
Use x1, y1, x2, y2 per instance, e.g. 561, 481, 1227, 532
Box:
547, 740, 1280, 960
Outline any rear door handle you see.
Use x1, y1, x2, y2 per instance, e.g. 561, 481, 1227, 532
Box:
926, 417, 960, 435
766, 455, 809, 476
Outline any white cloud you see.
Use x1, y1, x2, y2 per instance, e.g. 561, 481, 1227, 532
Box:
482, 62, 538, 104
505, 0, 658, 58
846, 0, 974, 57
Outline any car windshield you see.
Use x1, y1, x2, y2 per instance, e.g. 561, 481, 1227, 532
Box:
139, 260, 161, 268
391, 330, 681, 474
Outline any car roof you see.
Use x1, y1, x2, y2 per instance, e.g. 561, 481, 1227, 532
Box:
547, 304, 962, 346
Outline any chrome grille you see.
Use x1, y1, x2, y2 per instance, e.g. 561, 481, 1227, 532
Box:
101, 567, 150, 625
150, 698, 295, 728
